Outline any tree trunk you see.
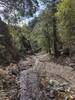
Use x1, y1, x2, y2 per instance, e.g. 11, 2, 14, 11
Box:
52, 0, 59, 57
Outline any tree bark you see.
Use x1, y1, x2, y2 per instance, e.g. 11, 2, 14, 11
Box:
52, 0, 59, 57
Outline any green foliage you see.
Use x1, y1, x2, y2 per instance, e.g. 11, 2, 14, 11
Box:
30, 7, 53, 52
0, 0, 75, 63
8, 24, 33, 55
0, 0, 39, 23
56, 0, 75, 47
8, 25, 28, 50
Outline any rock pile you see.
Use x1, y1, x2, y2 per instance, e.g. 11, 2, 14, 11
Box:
0, 63, 19, 100
40, 79, 75, 100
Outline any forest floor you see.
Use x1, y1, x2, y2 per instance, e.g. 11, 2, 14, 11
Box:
0, 51, 75, 100
19, 52, 75, 100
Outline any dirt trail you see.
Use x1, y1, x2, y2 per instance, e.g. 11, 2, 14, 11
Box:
19, 53, 75, 100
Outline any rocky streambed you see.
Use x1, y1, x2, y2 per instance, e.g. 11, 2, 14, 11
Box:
19, 54, 75, 100
0, 53, 75, 100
